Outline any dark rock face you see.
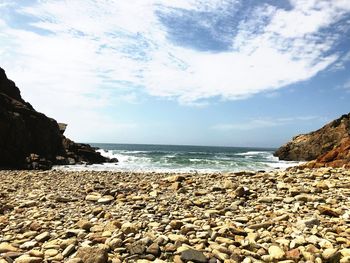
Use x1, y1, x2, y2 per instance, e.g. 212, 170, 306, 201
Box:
63, 138, 108, 165
0, 67, 113, 169
274, 113, 350, 161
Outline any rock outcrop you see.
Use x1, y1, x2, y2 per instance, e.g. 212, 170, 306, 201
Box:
0, 67, 112, 169
275, 113, 350, 162
300, 137, 350, 169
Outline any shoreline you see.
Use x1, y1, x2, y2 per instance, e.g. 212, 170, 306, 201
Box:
0, 168, 349, 262
51, 160, 302, 174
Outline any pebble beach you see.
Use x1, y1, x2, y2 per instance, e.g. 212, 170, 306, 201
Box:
0, 168, 350, 263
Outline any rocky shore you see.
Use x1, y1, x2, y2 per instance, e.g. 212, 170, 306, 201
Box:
1, 168, 349, 263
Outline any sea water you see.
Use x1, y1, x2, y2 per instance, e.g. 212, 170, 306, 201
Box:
58, 143, 300, 173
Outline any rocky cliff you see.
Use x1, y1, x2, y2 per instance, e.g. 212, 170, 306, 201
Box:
275, 113, 350, 167
299, 137, 350, 169
0, 67, 112, 169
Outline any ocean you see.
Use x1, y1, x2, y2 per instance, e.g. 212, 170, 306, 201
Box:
59, 143, 300, 173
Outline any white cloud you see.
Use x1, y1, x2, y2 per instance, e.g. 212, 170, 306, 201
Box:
266, 0, 350, 38
212, 116, 320, 131
331, 50, 350, 71
0, 0, 349, 137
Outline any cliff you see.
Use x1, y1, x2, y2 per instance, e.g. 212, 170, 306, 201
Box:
0, 67, 112, 169
275, 113, 350, 168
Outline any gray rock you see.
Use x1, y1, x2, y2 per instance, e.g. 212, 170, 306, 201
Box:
181, 249, 207, 263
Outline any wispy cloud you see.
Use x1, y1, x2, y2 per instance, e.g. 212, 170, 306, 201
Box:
212, 116, 321, 131
0, 1, 349, 102
342, 79, 350, 92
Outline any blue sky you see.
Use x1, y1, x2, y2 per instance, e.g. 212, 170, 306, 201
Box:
0, 0, 349, 147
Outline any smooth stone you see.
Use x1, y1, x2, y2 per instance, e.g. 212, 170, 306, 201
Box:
341, 249, 350, 256
212, 249, 229, 261
62, 244, 76, 257
121, 222, 138, 234
44, 249, 58, 257
146, 243, 160, 256
76, 220, 93, 231
322, 248, 338, 259
66, 259, 83, 263
0, 243, 19, 253
85, 194, 101, 202
20, 241, 37, 249
215, 237, 234, 245
29, 250, 44, 258
14, 256, 43, 263
340, 256, 350, 263
35, 232, 50, 242
169, 220, 183, 230
97, 195, 114, 204
180, 249, 207, 263
248, 221, 273, 230
168, 234, 188, 243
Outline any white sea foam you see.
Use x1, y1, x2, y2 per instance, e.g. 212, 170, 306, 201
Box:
55, 146, 301, 173
235, 151, 269, 156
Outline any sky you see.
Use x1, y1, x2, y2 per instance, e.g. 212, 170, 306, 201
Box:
0, 0, 349, 147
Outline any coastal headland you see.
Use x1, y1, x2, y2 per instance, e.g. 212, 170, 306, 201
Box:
1, 168, 349, 262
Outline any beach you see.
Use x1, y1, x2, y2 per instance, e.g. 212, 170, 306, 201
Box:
1, 168, 349, 263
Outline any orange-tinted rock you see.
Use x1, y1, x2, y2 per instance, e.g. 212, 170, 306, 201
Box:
286, 248, 301, 260
300, 138, 350, 169
275, 113, 350, 161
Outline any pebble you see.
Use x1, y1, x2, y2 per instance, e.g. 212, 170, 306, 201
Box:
35, 232, 50, 242
0, 243, 19, 253
268, 245, 285, 260
97, 195, 114, 204
62, 244, 76, 257
180, 249, 207, 263
14, 256, 43, 263
75, 246, 108, 263
0, 168, 349, 263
